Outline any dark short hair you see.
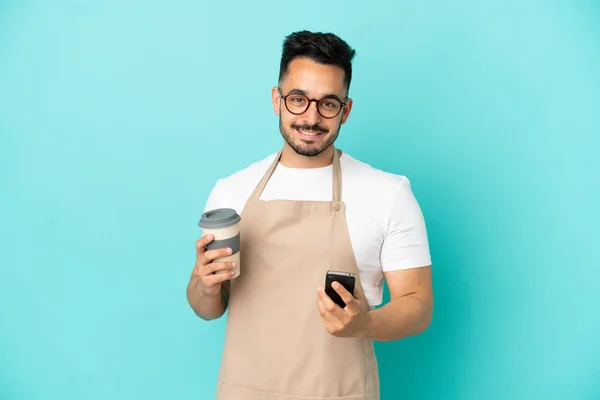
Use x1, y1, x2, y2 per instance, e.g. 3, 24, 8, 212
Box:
278, 30, 357, 91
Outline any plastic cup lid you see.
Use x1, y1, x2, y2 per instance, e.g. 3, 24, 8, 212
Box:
198, 208, 241, 229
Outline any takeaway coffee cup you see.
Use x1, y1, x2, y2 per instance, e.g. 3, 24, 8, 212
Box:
198, 208, 241, 278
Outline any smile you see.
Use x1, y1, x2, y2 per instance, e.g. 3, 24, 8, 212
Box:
296, 128, 325, 141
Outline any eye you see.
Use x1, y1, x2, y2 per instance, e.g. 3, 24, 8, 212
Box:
289, 95, 307, 104
321, 100, 339, 109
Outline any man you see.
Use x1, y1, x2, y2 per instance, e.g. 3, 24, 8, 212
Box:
187, 30, 433, 400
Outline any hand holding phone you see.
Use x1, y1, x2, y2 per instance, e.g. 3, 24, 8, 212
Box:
324, 270, 356, 308
318, 270, 369, 337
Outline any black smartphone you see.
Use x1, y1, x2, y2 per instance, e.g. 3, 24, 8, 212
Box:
324, 270, 356, 308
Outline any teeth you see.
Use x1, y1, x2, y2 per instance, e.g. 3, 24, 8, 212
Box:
300, 130, 320, 136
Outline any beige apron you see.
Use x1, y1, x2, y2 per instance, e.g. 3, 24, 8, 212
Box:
216, 148, 379, 400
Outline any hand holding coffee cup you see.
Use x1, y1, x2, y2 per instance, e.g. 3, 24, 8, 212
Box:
193, 234, 238, 297
198, 208, 241, 279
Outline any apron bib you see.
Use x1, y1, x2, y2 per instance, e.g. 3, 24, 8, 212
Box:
216, 148, 379, 399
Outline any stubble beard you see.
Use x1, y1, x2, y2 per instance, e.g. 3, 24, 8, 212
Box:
279, 116, 342, 157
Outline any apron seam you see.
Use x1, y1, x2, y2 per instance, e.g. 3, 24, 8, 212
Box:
219, 379, 366, 399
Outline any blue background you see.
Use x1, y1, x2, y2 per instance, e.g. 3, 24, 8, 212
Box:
1, 1, 599, 399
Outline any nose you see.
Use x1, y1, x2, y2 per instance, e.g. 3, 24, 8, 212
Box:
302, 100, 322, 124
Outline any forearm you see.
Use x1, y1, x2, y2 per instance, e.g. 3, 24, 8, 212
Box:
186, 277, 227, 320
362, 294, 432, 342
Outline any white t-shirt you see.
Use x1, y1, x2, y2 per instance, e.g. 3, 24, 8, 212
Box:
204, 151, 431, 306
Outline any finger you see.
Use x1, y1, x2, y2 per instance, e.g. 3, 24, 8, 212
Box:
332, 282, 357, 308
201, 261, 237, 276
317, 297, 328, 317
317, 299, 343, 333
201, 269, 235, 287
317, 286, 342, 315
195, 234, 214, 256
319, 311, 337, 333
317, 298, 338, 323
202, 247, 233, 263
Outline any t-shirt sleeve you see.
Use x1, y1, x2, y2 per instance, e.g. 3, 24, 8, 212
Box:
203, 179, 224, 213
380, 178, 432, 271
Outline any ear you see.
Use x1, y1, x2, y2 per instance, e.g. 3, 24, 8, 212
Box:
271, 86, 281, 115
340, 98, 353, 125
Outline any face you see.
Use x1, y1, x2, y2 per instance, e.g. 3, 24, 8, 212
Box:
272, 58, 353, 157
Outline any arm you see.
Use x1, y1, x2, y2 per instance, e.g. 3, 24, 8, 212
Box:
365, 177, 433, 340
316, 266, 433, 341
186, 235, 235, 320
362, 266, 433, 341
187, 276, 230, 321
186, 180, 235, 320
317, 177, 433, 340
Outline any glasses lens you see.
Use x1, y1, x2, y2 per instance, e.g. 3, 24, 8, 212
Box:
318, 98, 342, 118
285, 94, 309, 114
283, 93, 343, 118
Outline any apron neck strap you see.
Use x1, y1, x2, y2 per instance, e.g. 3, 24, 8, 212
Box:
332, 148, 342, 202
250, 151, 282, 200
250, 148, 343, 202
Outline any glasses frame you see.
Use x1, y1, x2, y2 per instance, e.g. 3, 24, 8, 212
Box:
278, 88, 348, 119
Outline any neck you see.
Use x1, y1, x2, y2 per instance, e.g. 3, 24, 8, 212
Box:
279, 143, 337, 168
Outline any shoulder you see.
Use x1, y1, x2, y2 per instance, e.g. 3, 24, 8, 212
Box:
204, 152, 277, 213
217, 152, 277, 188
341, 154, 431, 271
340, 152, 425, 235
341, 152, 412, 202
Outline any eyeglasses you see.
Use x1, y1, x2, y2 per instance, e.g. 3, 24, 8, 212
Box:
278, 88, 347, 119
